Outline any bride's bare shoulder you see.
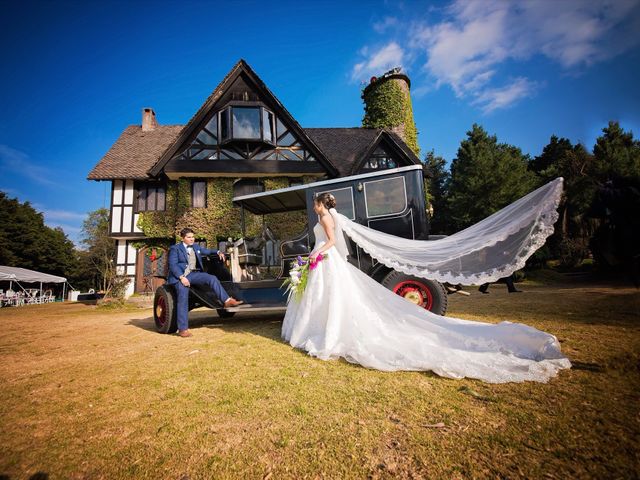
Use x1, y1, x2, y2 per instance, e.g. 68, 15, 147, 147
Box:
319, 213, 335, 228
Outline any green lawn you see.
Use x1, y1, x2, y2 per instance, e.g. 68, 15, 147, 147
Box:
0, 280, 638, 479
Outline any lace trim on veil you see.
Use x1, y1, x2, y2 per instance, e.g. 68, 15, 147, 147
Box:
337, 178, 563, 285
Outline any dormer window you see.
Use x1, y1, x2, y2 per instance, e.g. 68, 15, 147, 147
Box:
362, 146, 398, 171
219, 105, 274, 145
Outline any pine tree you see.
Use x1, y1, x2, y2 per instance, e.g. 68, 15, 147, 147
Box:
530, 138, 598, 267
593, 121, 640, 181
590, 122, 640, 278
529, 135, 575, 182
423, 150, 451, 234
448, 124, 535, 230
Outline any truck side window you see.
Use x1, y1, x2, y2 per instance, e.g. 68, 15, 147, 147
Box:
364, 177, 407, 218
316, 187, 355, 219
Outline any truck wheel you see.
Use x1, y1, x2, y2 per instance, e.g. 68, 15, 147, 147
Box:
154, 286, 178, 334
381, 271, 448, 315
216, 309, 236, 319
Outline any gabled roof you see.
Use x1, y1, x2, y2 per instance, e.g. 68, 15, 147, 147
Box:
87, 60, 424, 181
304, 128, 422, 176
148, 59, 338, 177
87, 125, 183, 180
87, 126, 424, 181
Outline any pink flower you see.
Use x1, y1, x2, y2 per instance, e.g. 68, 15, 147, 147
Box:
309, 253, 326, 270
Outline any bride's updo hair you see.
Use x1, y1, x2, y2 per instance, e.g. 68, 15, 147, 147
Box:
315, 192, 336, 209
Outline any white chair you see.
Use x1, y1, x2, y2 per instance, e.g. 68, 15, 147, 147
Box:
4, 290, 15, 307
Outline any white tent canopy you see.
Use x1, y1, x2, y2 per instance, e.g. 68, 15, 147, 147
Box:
0, 266, 66, 283
0, 270, 16, 281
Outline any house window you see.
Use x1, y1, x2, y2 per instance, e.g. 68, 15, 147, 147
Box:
220, 108, 230, 143
233, 107, 261, 139
262, 109, 274, 143
195, 115, 218, 146
192, 181, 207, 208
219, 106, 275, 145
233, 179, 264, 198
136, 183, 166, 212
363, 147, 398, 171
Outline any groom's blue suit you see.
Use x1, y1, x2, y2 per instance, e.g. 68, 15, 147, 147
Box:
167, 243, 230, 331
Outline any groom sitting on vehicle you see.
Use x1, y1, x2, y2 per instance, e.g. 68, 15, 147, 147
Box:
168, 228, 243, 337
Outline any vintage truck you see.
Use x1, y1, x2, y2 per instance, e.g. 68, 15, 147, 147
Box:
153, 164, 450, 333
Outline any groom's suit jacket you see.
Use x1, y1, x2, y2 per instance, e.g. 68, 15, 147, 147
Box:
167, 243, 219, 285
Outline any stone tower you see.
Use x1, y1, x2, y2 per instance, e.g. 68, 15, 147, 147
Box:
361, 68, 419, 156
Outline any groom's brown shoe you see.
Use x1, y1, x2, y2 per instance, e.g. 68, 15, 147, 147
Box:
177, 329, 193, 338
223, 297, 244, 308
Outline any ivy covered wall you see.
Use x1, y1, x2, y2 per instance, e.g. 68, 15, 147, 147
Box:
136, 177, 310, 249
362, 76, 420, 157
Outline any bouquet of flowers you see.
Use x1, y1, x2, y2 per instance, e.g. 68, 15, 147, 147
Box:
282, 253, 327, 302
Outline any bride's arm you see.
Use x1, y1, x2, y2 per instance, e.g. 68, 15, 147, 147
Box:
310, 214, 335, 262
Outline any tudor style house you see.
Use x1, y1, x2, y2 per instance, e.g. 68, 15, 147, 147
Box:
88, 60, 424, 296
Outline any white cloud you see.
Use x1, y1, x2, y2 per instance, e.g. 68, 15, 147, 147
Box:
471, 78, 538, 114
415, 7, 509, 96
0, 144, 59, 187
351, 42, 405, 82
411, 83, 435, 99
514, 0, 640, 68
398, 0, 640, 112
373, 16, 399, 33
35, 207, 86, 244
36, 207, 87, 222
47, 223, 82, 235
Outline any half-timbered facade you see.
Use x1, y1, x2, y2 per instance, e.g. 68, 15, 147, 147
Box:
88, 60, 423, 296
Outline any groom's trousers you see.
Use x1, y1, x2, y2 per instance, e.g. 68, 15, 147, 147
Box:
175, 271, 230, 331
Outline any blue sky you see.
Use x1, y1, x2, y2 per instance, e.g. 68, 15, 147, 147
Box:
1, 0, 639, 245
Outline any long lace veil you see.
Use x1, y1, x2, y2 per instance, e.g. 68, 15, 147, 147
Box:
328, 208, 350, 260
332, 177, 563, 285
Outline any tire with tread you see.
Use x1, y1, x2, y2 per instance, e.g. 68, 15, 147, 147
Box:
381, 271, 448, 315
154, 286, 178, 334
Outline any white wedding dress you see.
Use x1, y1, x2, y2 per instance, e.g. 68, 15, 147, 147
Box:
282, 180, 571, 383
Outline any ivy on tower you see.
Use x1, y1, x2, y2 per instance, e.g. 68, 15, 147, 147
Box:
361, 67, 420, 156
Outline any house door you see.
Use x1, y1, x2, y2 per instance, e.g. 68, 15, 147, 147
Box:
136, 247, 167, 294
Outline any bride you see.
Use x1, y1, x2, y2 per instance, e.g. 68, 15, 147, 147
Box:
282, 181, 571, 383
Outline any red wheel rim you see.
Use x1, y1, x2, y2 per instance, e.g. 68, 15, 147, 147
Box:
155, 295, 167, 328
392, 280, 433, 310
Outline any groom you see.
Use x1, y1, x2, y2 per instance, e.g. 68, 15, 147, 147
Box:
167, 228, 243, 337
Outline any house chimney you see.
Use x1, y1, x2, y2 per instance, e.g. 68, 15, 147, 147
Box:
142, 108, 158, 132
361, 68, 419, 156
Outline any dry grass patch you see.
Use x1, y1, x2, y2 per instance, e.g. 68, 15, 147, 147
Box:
0, 280, 639, 479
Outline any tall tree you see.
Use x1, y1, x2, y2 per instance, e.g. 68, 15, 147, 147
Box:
423, 150, 451, 234
531, 139, 598, 267
590, 122, 640, 279
80, 208, 115, 292
448, 124, 535, 230
0, 192, 77, 276
593, 121, 640, 181
529, 135, 575, 182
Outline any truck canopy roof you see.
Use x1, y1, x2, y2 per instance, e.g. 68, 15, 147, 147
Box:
233, 164, 423, 215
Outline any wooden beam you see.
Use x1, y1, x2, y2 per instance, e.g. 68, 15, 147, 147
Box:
164, 159, 327, 177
